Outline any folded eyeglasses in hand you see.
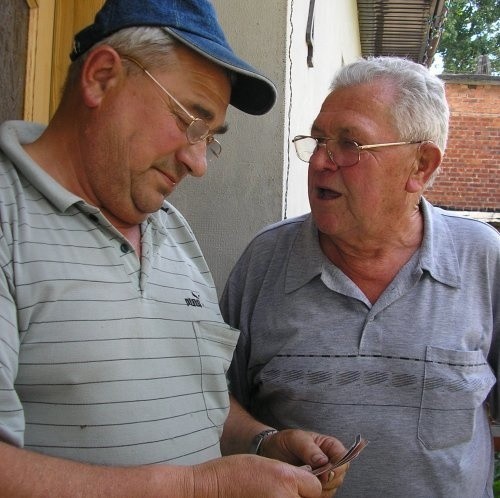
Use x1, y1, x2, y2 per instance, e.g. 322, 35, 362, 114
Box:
309, 434, 369, 476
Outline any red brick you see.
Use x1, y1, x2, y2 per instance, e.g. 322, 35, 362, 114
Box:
426, 80, 499, 211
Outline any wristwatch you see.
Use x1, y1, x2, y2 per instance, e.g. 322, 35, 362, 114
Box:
249, 428, 278, 455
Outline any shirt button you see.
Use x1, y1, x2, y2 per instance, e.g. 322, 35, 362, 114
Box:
120, 243, 130, 253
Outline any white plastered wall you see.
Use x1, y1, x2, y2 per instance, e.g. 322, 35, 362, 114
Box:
170, 0, 361, 294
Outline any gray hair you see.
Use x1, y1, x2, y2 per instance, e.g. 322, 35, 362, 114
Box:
63, 26, 233, 97
63, 27, 178, 93
331, 57, 449, 153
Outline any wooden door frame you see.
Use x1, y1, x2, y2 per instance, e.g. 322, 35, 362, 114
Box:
24, 0, 55, 123
24, 0, 104, 123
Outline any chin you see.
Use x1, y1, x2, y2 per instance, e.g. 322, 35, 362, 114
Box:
134, 192, 167, 215
312, 212, 343, 235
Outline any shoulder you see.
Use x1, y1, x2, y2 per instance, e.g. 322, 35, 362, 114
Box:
235, 213, 310, 268
227, 213, 311, 281
248, 213, 310, 248
426, 203, 500, 278
435, 206, 500, 249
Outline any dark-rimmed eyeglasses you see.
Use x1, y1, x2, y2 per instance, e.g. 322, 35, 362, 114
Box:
292, 135, 428, 168
122, 55, 222, 165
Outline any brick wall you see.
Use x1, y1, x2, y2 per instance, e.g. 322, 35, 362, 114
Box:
425, 75, 499, 215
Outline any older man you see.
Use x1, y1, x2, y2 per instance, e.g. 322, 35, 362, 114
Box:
222, 56, 500, 497
0, 1, 348, 496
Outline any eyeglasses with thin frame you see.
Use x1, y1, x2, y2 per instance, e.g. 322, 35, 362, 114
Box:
122, 55, 222, 164
292, 135, 430, 168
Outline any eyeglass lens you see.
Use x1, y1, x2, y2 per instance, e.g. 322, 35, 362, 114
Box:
295, 137, 360, 167
186, 118, 210, 144
206, 138, 222, 164
185, 118, 220, 165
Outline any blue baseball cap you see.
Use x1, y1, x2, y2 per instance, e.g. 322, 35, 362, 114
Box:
70, 0, 276, 115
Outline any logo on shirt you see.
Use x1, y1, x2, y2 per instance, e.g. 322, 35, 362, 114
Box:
185, 291, 203, 308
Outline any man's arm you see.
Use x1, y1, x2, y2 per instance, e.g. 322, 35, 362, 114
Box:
220, 394, 273, 455
222, 394, 347, 466
0, 440, 326, 498
0, 441, 192, 498
0, 250, 323, 498
221, 395, 349, 496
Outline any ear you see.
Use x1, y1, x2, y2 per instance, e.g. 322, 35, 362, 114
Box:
80, 46, 124, 108
405, 141, 442, 193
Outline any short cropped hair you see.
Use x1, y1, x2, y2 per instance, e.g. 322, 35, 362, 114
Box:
331, 56, 449, 153
63, 27, 178, 95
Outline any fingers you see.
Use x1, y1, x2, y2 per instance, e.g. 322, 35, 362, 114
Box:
318, 472, 338, 498
292, 464, 324, 498
318, 463, 349, 497
260, 430, 348, 475
319, 470, 336, 490
316, 434, 348, 461
250, 429, 350, 497
319, 469, 342, 489
194, 454, 324, 498
263, 429, 330, 466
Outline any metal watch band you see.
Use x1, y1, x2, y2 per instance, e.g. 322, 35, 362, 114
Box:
249, 428, 278, 455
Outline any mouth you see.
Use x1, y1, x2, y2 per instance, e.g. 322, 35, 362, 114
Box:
315, 187, 341, 200
154, 167, 178, 189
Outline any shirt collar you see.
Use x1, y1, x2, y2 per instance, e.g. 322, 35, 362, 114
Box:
418, 197, 461, 288
0, 121, 81, 213
284, 199, 461, 294
1, 120, 165, 230
285, 214, 325, 293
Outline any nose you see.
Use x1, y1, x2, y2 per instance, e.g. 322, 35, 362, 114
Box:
177, 141, 208, 178
309, 143, 339, 171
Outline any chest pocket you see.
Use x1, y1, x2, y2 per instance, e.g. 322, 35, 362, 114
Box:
193, 321, 240, 429
418, 345, 495, 450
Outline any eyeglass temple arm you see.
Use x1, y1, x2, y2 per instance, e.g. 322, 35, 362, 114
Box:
121, 55, 196, 121
357, 141, 424, 150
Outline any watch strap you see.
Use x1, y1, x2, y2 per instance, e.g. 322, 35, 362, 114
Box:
249, 428, 278, 455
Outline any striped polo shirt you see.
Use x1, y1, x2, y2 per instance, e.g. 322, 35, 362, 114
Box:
0, 120, 239, 466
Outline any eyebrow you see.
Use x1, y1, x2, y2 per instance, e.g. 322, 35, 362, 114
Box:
190, 103, 229, 135
213, 122, 229, 135
310, 124, 356, 137
310, 124, 323, 135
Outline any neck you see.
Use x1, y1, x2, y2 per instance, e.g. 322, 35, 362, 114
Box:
119, 223, 142, 257
23, 122, 143, 259
22, 113, 84, 193
320, 207, 424, 303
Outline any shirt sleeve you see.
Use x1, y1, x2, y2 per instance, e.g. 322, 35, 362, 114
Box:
483, 222, 500, 422
0, 223, 24, 447
220, 246, 254, 410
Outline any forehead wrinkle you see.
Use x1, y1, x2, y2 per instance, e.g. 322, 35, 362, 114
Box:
311, 122, 356, 138
191, 102, 215, 121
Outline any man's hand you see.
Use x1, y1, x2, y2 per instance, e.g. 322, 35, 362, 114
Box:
220, 397, 349, 496
192, 453, 323, 497
258, 429, 349, 497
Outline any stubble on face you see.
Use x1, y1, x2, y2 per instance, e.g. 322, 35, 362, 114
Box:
80, 47, 231, 229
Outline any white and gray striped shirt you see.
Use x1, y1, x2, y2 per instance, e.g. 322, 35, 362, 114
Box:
0, 121, 238, 466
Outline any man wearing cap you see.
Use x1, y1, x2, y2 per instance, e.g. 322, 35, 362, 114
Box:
0, 0, 348, 496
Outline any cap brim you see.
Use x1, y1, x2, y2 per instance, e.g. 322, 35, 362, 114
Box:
164, 27, 276, 115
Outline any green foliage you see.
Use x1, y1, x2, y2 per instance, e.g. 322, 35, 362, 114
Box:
495, 452, 500, 497
437, 0, 500, 74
